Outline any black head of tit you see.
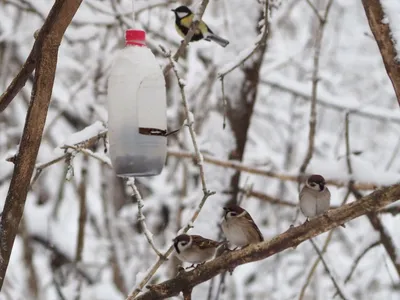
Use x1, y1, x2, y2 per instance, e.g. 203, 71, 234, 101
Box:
171, 6, 229, 48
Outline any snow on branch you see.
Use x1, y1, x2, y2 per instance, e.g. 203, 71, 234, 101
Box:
217, 0, 269, 78
362, 0, 400, 106
132, 183, 400, 299
126, 178, 165, 258
261, 75, 400, 123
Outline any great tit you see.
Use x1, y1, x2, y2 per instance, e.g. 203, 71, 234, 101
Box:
171, 6, 229, 48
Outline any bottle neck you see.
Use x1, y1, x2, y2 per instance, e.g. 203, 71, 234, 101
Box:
126, 40, 146, 47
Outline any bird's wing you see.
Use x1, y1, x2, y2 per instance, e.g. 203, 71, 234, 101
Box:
318, 187, 331, 212
191, 235, 222, 249
243, 213, 264, 242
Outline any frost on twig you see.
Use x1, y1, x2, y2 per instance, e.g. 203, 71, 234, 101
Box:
298, 0, 334, 188
217, 0, 270, 78
126, 178, 165, 259
161, 46, 211, 195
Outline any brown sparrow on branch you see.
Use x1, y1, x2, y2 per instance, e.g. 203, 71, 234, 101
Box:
221, 204, 264, 249
299, 174, 346, 227
173, 234, 223, 268
299, 174, 330, 222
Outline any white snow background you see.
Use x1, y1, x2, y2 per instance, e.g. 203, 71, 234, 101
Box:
0, 0, 400, 299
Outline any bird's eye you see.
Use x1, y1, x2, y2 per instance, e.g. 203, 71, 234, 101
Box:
310, 182, 317, 187
180, 242, 187, 246
229, 212, 238, 217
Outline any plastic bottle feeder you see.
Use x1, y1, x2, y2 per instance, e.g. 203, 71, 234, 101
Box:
107, 29, 167, 177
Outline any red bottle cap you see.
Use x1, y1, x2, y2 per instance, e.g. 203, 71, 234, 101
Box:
125, 29, 146, 46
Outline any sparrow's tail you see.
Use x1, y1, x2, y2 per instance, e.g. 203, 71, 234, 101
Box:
205, 33, 229, 48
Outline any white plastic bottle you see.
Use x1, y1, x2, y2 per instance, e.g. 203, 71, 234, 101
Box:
107, 29, 167, 177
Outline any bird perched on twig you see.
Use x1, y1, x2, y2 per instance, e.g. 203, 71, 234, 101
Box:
173, 234, 224, 268
221, 204, 264, 249
171, 6, 230, 48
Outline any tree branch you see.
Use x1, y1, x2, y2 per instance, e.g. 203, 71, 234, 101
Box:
167, 149, 378, 190
344, 241, 380, 284
362, 0, 400, 106
0, 0, 83, 290
308, 238, 349, 300
298, 0, 334, 179
126, 178, 164, 258
132, 183, 400, 299
351, 188, 400, 279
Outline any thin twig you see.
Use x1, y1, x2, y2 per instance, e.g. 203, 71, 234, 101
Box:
345, 112, 353, 176
101, 172, 127, 294
344, 241, 380, 284
163, 0, 210, 75
220, 76, 227, 129
304, 0, 324, 22
30, 142, 381, 192
74, 157, 88, 300
20, 218, 39, 298
217, 0, 269, 79
126, 178, 164, 258
164, 48, 210, 194
261, 77, 400, 124
167, 149, 378, 190
351, 187, 400, 279
309, 239, 349, 300
298, 0, 334, 185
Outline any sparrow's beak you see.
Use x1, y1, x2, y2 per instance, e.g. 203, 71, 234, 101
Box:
223, 207, 228, 211
171, 9, 175, 12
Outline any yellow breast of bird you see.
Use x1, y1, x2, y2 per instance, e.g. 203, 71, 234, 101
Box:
177, 15, 208, 37
180, 14, 194, 28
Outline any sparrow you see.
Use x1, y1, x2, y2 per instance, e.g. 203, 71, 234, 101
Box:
171, 6, 230, 48
221, 204, 264, 249
173, 234, 223, 268
299, 174, 331, 221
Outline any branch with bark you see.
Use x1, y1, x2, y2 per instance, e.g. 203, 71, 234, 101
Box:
0, 0, 83, 290
131, 183, 400, 299
362, 0, 400, 106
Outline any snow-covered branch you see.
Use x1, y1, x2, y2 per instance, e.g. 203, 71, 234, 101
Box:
126, 178, 165, 258
217, 0, 269, 78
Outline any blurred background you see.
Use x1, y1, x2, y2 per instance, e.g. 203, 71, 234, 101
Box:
0, 0, 399, 299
